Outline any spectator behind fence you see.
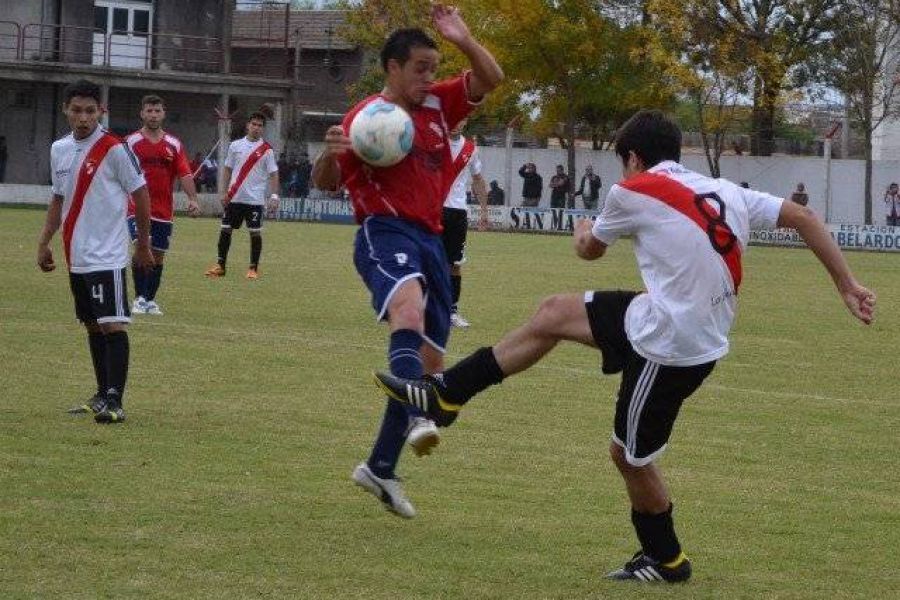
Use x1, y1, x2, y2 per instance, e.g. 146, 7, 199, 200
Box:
518, 162, 542, 207
575, 164, 602, 210
487, 180, 505, 206
549, 164, 571, 209
200, 155, 218, 192
885, 182, 900, 226
789, 182, 809, 206
278, 152, 291, 196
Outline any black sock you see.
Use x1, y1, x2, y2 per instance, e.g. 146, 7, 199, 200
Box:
250, 234, 262, 269
132, 260, 146, 298
88, 332, 107, 396
104, 331, 129, 406
631, 504, 681, 563
450, 274, 461, 310
217, 229, 232, 266
441, 346, 504, 405
146, 264, 164, 301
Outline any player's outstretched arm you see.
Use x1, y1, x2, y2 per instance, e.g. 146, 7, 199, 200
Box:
37, 195, 63, 272
777, 201, 876, 325
312, 125, 351, 192
431, 4, 503, 99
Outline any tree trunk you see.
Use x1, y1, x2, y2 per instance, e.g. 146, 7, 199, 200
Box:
751, 74, 779, 156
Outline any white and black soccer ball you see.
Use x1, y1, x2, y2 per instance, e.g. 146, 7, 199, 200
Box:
349, 99, 414, 167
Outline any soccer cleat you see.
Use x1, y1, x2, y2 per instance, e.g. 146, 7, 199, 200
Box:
67, 394, 107, 415
373, 372, 461, 427
144, 300, 163, 315
606, 551, 692, 583
246, 268, 260, 280
351, 462, 415, 518
406, 416, 440, 457
450, 311, 470, 328
132, 296, 148, 314
94, 402, 126, 424
205, 264, 226, 278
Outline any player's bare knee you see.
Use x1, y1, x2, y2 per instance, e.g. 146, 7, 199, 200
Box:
84, 322, 102, 334
609, 441, 632, 471
153, 251, 165, 264
531, 294, 568, 335
99, 322, 127, 335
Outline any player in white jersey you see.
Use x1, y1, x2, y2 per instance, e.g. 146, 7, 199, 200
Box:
205, 110, 279, 280
374, 110, 876, 582
441, 122, 488, 328
36, 79, 152, 424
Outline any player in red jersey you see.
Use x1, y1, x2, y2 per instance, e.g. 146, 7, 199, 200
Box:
313, 3, 503, 518
125, 94, 200, 315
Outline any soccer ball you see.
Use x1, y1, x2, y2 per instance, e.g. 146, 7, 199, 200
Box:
349, 99, 414, 167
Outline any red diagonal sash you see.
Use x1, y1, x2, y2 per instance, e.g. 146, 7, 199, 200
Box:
62, 133, 121, 267
227, 141, 272, 201
448, 138, 475, 183
621, 172, 743, 291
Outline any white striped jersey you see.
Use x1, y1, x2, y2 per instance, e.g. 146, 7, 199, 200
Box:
443, 135, 482, 210
592, 161, 783, 366
223, 136, 278, 206
50, 126, 146, 274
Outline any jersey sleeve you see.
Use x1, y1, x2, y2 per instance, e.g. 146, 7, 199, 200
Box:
430, 73, 478, 132
264, 149, 278, 174
174, 143, 192, 178
50, 143, 63, 196
742, 188, 784, 230
224, 142, 238, 169
109, 143, 147, 194
591, 185, 634, 245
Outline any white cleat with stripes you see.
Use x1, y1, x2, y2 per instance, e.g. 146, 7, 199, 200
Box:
606, 551, 692, 583
405, 416, 439, 457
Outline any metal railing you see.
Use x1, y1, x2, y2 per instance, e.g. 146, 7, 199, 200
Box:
7, 23, 292, 79
0, 21, 21, 60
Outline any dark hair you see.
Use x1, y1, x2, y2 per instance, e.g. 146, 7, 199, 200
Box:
248, 111, 267, 124
380, 28, 437, 72
614, 109, 681, 168
141, 94, 164, 108
63, 79, 102, 105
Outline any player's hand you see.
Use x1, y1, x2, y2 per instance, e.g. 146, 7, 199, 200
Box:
134, 243, 155, 272
840, 281, 876, 325
219, 195, 229, 208
575, 217, 593, 236
324, 126, 352, 157
37, 244, 55, 272
431, 3, 472, 45
186, 198, 201, 218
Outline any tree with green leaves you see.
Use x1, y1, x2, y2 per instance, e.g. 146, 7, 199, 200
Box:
804, 0, 900, 224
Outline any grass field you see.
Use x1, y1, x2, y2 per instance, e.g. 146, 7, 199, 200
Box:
1, 206, 898, 599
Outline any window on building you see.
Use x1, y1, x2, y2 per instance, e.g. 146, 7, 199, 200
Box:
112, 7, 128, 32
133, 10, 150, 36
94, 6, 108, 32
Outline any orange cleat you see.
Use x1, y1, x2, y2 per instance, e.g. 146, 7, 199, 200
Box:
205, 264, 226, 278
246, 268, 260, 280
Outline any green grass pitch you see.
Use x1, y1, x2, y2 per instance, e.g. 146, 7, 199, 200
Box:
1, 206, 898, 599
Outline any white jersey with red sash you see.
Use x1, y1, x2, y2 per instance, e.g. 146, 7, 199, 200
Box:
224, 137, 277, 205
50, 126, 146, 273
443, 136, 481, 210
591, 160, 783, 366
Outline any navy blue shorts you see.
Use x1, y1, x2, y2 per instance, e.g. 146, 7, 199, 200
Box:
354, 216, 452, 352
128, 217, 173, 252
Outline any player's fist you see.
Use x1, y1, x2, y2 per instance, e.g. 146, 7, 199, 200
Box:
324, 125, 352, 157
37, 244, 55, 272
186, 199, 201, 218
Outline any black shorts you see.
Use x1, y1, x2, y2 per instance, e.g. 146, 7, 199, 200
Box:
69, 268, 131, 324
441, 207, 468, 265
222, 202, 263, 232
585, 290, 715, 466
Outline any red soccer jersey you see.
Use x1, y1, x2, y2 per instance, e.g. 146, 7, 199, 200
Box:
338, 73, 477, 234
126, 131, 191, 222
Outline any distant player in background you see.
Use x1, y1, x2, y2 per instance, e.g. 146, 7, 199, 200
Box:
126, 94, 200, 315
376, 109, 876, 579
442, 120, 488, 328
312, 4, 503, 518
37, 79, 152, 424
205, 110, 279, 280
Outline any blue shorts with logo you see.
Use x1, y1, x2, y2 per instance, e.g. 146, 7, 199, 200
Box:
127, 217, 173, 252
353, 216, 452, 353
